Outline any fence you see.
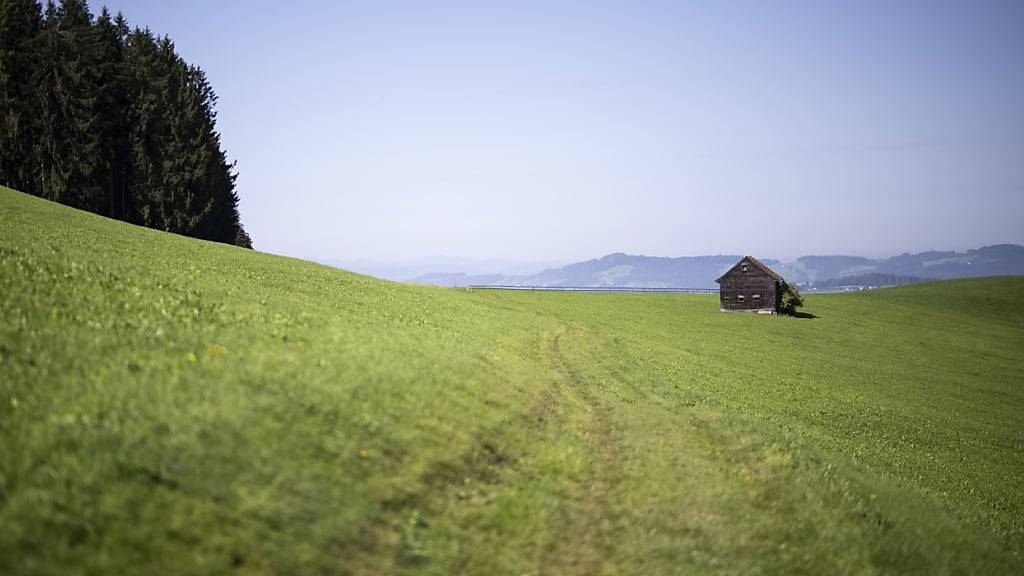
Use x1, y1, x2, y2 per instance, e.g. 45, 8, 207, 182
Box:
466, 285, 718, 294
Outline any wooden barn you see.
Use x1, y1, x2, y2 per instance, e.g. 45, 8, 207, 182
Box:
715, 256, 784, 313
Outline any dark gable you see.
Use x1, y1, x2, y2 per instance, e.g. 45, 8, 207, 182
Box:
715, 256, 784, 313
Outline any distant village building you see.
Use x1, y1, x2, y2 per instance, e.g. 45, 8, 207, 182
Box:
715, 256, 784, 314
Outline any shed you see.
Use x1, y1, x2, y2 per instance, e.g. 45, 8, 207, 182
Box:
715, 256, 784, 313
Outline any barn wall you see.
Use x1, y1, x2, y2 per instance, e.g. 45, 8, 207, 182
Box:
718, 268, 778, 312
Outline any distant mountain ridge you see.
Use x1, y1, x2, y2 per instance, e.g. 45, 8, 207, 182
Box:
411, 244, 1024, 288
415, 254, 777, 289
806, 273, 927, 291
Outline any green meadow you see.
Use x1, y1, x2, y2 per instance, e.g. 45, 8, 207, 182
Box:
2, 185, 1022, 575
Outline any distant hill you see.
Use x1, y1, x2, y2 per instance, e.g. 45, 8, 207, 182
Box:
875, 244, 1024, 279
412, 245, 1024, 288
520, 253, 782, 288
323, 256, 564, 283
781, 255, 877, 283
806, 273, 927, 292
413, 253, 781, 288
783, 245, 1024, 284
412, 272, 506, 286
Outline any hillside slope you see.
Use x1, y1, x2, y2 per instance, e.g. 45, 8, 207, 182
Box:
2, 186, 1023, 575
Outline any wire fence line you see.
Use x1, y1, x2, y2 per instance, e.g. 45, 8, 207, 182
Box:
466, 285, 718, 294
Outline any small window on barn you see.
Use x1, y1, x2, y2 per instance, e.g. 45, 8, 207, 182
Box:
737, 295, 745, 302
752, 294, 761, 300
741, 264, 748, 272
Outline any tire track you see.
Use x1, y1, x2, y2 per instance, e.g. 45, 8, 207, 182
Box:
544, 326, 624, 575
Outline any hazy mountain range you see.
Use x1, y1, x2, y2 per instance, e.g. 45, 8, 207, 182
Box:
407, 244, 1024, 288
318, 255, 566, 283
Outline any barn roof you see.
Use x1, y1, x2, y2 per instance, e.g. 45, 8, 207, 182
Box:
715, 255, 784, 283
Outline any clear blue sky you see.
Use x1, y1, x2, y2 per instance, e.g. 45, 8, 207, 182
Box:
98, 0, 1024, 263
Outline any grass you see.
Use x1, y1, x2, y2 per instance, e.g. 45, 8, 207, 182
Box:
1, 185, 1022, 575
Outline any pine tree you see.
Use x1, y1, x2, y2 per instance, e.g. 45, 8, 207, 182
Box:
32, 0, 104, 208
0, 0, 43, 192
0, 0, 252, 248
93, 8, 128, 218
123, 28, 171, 229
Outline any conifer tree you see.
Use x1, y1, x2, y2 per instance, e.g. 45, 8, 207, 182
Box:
0, 0, 43, 192
32, 0, 104, 208
93, 7, 128, 218
0, 0, 252, 248
123, 28, 171, 229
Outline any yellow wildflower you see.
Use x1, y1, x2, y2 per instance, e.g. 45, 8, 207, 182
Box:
208, 344, 226, 357
186, 352, 197, 363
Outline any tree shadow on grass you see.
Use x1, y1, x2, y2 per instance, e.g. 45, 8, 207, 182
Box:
785, 311, 818, 319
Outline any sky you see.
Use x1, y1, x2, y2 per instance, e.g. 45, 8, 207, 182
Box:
98, 0, 1024, 265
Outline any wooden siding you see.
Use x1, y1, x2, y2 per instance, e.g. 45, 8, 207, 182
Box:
716, 257, 782, 312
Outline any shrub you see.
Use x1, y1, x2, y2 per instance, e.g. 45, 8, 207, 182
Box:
779, 282, 804, 315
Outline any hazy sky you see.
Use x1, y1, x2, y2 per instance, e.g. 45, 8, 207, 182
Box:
99, 0, 1023, 263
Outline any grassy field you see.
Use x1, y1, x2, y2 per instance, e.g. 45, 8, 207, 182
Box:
2, 185, 1023, 575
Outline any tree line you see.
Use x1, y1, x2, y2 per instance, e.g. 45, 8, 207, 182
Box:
1, 0, 251, 248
